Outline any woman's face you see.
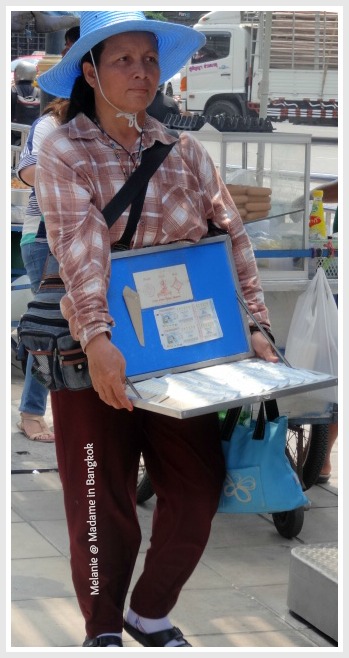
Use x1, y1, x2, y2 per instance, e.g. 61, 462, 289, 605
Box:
84, 31, 160, 116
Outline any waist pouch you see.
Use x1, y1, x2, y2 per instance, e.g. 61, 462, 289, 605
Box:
17, 258, 92, 392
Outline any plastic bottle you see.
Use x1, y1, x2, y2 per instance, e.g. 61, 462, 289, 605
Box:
309, 189, 327, 239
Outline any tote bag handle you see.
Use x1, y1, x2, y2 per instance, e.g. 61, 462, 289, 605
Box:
220, 399, 280, 443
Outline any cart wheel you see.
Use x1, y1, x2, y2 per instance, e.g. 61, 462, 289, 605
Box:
136, 453, 155, 504
272, 507, 305, 538
286, 423, 329, 490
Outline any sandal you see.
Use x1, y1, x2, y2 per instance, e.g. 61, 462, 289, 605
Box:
316, 472, 331, 484
17, 412, 55, 443
123, 620, 191, 647
83, 635, 123, 647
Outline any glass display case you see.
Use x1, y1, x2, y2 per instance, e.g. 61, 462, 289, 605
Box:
187, 129, 338, 356
188, 129, 312, 282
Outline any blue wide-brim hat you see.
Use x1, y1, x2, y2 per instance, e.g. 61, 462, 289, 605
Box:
38, 10, 206, 98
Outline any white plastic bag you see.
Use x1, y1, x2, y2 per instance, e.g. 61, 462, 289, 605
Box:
285, 267, 338, 403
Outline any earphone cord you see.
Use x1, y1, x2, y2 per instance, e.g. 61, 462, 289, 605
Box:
90, 49, 143, 133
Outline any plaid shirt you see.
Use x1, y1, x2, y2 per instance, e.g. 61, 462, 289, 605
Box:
36, 113, 271, 350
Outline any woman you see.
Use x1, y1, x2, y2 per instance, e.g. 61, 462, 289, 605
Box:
36, 11, 277, 648
16, 26, 80, 443
16, 98, 69, 443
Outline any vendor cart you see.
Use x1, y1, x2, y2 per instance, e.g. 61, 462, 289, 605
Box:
192, 128, 337, 490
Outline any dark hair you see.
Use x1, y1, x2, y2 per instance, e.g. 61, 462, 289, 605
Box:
65, 25, 80, 44
65, 42, 105, 123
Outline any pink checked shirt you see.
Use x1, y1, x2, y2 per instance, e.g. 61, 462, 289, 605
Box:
36, 113, 271, 350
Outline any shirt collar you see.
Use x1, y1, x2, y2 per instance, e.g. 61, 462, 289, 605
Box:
68, 113, 179, 149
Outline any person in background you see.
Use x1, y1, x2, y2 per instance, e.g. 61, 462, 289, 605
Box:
11, 60, 40, 145
35, 10, 277, 648
11, 60, 40, 124
310, 178, 338, 484
318, 412, 338, 484
15, 27, 80, 444
312, 179, 338, 204
61, 25, 80, 57
16, 99, 69, 442
146, 83, 180, 122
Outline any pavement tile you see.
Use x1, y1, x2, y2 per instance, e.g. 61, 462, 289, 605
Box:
11, 489, 66, 522
31, 520, 70, 557
172, 587, 295, 634
199, 544, 297, 588
12, 556, 76, 601
207, 511, 295, 548
11, 598, 85, 648
290, 507, 338, 544
12, 522, 62, 559
240, 582, 335, 647
11, 509, 24, 523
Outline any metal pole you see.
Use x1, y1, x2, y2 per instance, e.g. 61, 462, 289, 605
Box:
259, 11, 272, 120
256, 11, 272, 185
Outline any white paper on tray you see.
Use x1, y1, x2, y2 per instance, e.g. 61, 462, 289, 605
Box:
125, 358, 336, 417
154, 299, 223, 349
133, 264, 193, 309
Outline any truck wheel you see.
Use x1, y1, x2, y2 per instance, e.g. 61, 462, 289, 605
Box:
206, 100, 241, 119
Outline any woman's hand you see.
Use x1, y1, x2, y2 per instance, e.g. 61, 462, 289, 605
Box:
251, 331, 279, 363
85, 333, 133, 411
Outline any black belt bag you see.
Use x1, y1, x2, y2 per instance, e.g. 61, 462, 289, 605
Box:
17, 297, 90, 391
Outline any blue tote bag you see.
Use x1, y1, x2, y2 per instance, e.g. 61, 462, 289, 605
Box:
217, 401, 309, 514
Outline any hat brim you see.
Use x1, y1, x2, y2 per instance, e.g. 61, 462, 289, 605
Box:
37, 18, 205, 98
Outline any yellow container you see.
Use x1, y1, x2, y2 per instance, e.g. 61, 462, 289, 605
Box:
309, 190, 327, 239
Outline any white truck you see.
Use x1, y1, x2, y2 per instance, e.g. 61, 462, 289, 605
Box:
179, 10, 338, 125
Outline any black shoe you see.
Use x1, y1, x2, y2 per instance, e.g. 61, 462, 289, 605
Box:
83, 634, 123, 647
124, 620, 191, 647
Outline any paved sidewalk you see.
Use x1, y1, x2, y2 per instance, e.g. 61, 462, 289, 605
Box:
10, 364, 340, 652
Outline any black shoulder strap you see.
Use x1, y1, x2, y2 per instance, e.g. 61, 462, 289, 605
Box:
38, 132, 179, 284
102, 138, 177, 230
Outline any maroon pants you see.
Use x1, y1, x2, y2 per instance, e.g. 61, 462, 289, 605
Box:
51, 387, 225, 638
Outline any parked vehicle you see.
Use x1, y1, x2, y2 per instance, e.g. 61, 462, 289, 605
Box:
179, 10, 338, 125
